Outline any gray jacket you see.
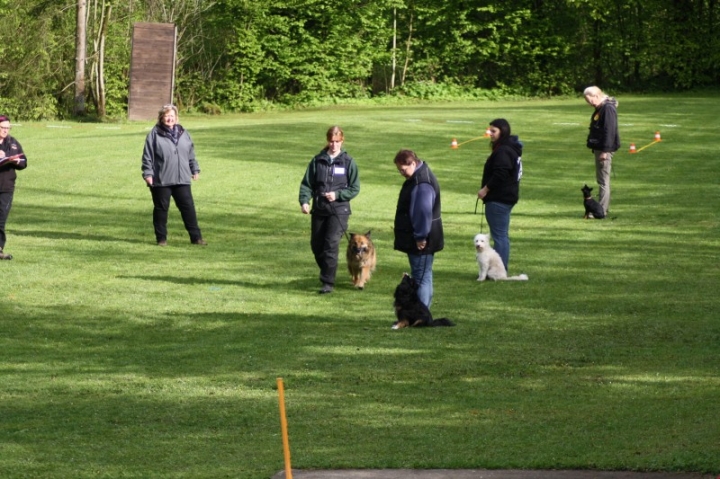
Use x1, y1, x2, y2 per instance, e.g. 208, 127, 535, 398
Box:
141, 125, 200, 186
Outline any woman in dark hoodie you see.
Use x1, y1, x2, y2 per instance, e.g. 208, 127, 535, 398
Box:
477, 118, 523, 272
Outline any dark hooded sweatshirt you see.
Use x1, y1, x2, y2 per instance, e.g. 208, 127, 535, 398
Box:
481, 135, 523, 206
586, 97, 620, 153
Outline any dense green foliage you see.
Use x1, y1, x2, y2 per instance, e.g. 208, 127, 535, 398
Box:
1, 0, 719, 119
1, 96, 719, 478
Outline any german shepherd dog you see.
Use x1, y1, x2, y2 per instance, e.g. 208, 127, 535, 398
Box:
582, 184, 605, 219
346, 231, 377, 289
392, 274, 455, 329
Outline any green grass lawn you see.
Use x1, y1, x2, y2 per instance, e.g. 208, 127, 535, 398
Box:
1, 95, 719, 478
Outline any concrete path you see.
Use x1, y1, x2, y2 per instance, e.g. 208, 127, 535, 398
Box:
273, 469, 716, 479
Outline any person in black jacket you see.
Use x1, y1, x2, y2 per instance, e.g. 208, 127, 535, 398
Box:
141, 104, 206, 246
0, 115, 27, 260
299, 126, 360, 294
394, 149, 444, 308
584, 86, 620, 216
477, 119, 522, 272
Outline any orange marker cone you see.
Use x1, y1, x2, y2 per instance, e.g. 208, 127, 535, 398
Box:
483, 128, 491, 138
654, 131, 662, 141
629, 143, 637, 154
450, 138, 458, 149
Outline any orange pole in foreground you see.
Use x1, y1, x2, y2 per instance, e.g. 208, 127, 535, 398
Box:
277, 378, 293, 479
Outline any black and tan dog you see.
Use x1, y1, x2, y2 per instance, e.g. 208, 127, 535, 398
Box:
346, 231, 377, 289
392, 273, 455, 329
582, 184, 605, 219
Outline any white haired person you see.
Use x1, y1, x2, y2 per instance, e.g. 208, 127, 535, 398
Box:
584, 86, 620, 217
141, 104, 206, 246
0, 115, 28, 260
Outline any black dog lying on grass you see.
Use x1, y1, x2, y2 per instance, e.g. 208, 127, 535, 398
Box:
392, 274, 455, 329
582, 184, 605, 219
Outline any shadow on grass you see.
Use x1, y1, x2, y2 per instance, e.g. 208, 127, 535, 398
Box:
2, 301, 719, 475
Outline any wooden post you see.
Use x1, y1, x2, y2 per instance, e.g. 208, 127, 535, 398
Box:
277, 378, 293, 479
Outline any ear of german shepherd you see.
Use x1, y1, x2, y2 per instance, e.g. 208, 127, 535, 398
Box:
346, 230, 377, 289
392, 273, 455, 329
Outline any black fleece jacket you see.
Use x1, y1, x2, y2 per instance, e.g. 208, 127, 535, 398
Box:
586, 97, 620, 152
0, 135, 27, 193
481, 135, 522, 206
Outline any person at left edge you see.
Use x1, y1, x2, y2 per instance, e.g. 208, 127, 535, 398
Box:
141, 104, 206, 246
299, 126, 360, 294
0, 115, 27, 260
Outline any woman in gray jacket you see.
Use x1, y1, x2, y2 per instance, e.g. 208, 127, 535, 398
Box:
141, 104, 206, 246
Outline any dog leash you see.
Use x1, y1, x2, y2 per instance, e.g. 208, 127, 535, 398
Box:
475, 198, 485, 234
329, 199, 352, 243
479, 202, 485, 234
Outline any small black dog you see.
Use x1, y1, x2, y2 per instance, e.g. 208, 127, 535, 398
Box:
392, 274, 455, 329
582, 184, 605, 219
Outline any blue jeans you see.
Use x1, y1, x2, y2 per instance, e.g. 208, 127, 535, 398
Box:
408, 253, 434, 308
484, 201, 513, 270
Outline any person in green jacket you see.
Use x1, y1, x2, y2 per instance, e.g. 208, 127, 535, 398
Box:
299, 126, 360, 294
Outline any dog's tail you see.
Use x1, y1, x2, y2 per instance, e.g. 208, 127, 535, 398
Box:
506, 274, 529, 281
431, 318, 455, 327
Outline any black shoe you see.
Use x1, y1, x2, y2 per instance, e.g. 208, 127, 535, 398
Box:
319, 283, 334, 294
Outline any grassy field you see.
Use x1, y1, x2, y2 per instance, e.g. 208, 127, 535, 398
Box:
1, 95, 718, 478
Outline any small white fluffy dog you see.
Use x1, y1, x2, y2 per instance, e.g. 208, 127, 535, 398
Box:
474, 233, 528, 281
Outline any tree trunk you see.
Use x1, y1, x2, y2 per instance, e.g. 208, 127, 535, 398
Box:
401, 12, 413, 86
96, 4, 111, 118
391, 8, 396, 90
74, 0, 87, 116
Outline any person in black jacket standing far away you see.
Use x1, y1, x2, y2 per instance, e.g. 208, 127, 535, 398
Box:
477, 119, 523, 273
584, 86, 620, 217
299, 126, 360, 294
141, 104, 206, 247
0, 115, 27, 260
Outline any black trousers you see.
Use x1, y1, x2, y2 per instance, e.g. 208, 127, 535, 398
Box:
310, 213, 348, 286
0, 190, 13, 249
149, 184, 202, 242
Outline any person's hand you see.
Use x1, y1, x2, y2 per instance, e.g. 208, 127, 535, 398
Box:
599, 152, 610, 161
323, 191, 336, 202
144, 177, 153, 186
416, 239, 427, 250
192, 173, 200, 180
477, 186, 488, 199
301, 203, 310, 214
0, 151, 5, 159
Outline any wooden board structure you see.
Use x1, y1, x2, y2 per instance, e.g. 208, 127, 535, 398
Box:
128, 23, 177, 121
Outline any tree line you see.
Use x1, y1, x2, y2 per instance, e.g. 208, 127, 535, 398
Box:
1, 0, 718, 120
